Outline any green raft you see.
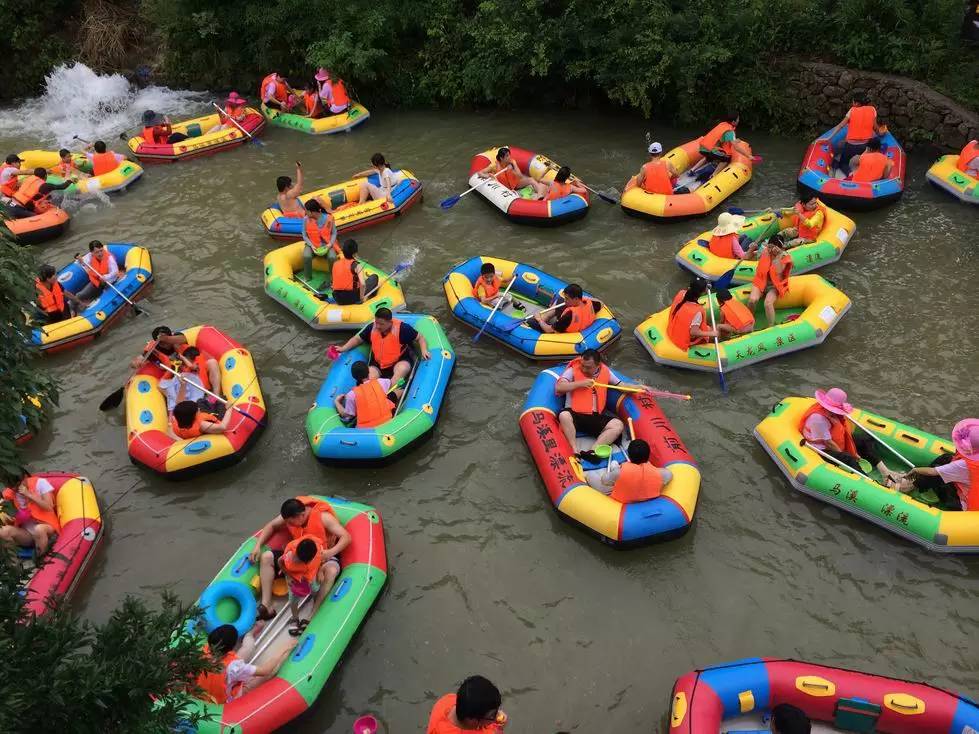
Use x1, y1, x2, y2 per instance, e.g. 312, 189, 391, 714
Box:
260, 102, 371, 135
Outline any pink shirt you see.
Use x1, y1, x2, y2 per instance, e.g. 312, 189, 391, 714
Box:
936, 459, 970, 509
802, 413, 834, 450
342, 378, 392, 416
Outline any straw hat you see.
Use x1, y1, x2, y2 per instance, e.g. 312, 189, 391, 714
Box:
952, 418, 979, 460
712, 211, 745, 236
814, 387, 853, 416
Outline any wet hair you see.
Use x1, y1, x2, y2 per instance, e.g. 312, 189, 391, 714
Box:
59, 148, 70, 158
39, 264, 56, 280
455, 675, 501, 722
771, 703, 811, 734
627, 439, 651, 464
374, 307, 393, 321
716, 288, 733, 303
94, 141, 107, 153
172, 400, 199, 428
207, 624, 239, 656
480, 262, 496, 276
865, 138, 882, 152
580, 348, 602, 364
351, 361, 370, 383
5, 154, 20, 164
151, 325, 173, 340
296, 538, 318, 563
34, 167, 48, 179
564, 283, 584, 300
276, 175, 291, 192
280, 498, 306, 519
341, 239, 358, 259
671, 278, 707, 317
88, 240, 104, 252
555, 166, 571, 183
305, 199, 324, 213
370, 153, 388, 168
852, 92, 869, 105
495, 147, 510, 162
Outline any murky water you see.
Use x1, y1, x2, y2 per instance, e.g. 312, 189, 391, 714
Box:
5, 68, 979, 732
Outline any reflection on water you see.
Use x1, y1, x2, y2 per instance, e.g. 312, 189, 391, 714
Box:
5, 72, 978, 731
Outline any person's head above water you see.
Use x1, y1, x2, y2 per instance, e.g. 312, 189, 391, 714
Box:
455, 675, 502, 727
371, 153, 387, 168
716, 288, 733, 304
770, 703, 811, 734
59, 148, 71, 160
627, 439, 651, 464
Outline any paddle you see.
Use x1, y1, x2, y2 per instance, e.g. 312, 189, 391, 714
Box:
440, 169, 503, 209
99, 338, 159, 411
211, 102, 264, 147
539, 159, 617, 204
72, 135, 91, 145
844, 415, 915, 469
703, 284, 727, 393
155, 361, 267, 428
801, 439, 873, 481
75, 253, 147, 316
471, 276, 517, 343
591, 382, 692, 401
714, 268, 737, 290
500, 301, 566, 333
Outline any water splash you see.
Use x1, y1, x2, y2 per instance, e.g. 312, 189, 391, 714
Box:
0, 63, 207, 147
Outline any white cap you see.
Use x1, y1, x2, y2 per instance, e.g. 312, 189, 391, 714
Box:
648, 142, 663, 154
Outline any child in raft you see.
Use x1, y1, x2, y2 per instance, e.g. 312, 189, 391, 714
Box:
591, 439, 674, 502
334, 361, 405, 427
427, 675, 508, 733
278, 535, 335, 636
747, 235, 792, 328
0, 475, 58, 556
56, 149, 87, 179
715, 288, 755, 337
542, 166, 587, 201
330, 239, 378, 305
169, 399, 232, 440
472, 262, 521, 311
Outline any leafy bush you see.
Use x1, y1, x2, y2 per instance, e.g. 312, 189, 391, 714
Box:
0, 0, 80, 99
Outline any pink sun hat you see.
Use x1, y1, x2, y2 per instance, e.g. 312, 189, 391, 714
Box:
814, 387, 853, 415
315, 67, 331, 82
952, 418, 979, 460
226, 91, 245, 105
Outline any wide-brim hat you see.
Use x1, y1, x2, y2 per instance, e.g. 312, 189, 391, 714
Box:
814, 387, 853, 416
712, 212, 745, 236
315, 68, 330, 82
952, 418, 979, 460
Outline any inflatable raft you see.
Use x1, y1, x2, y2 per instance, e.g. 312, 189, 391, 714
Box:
127, 108, 265, 163
442, 256, 621, 359
670, 657, 979, 733
797, 126, 906, 210
263, 242, 406, 330
125, 325, 266, 479
32, 243, 153, 354
260, 169, 423, 240
467, 146, 589, 226
182, 495, 386, 734
16, 149, 143, 194
6, 473, 102, 616
620, 135, 753, 220
635, 275, 850, 373
675, 202, 856, 283
1, 203, 69, 245
755, 397, 979, 553
260, 101, 370, 135
520, 364, 700, 547
306, 313, 455, 464
926, 153, 979, 205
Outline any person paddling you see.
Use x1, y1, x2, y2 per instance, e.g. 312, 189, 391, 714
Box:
627, 141, 677, 195
475, 146, 548, 199
83, 140, 124, 176
599, 439, 673, 503
532, 284, 602, 333
330, 239, 377, 305
207, 91, 248, 133
140, 110, 189, 145
706, 212, 758, 260
301, 198, 338, 284
8, 168, 73, 218
747, 235, 792, 327
848, 137, 893, 182
893, 418, 979, 511
335, 361, 404, 427
543, 165, 587, 201
335, 308, 431, 383
776, 197, 825, 248
130, 326, 222, 400
665, 278, 719, 349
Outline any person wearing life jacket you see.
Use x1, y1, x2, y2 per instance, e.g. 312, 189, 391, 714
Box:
543, 165, 587, 201
276, 161, 306, 218
0, 475, 60, 555
634, 141, 677, 195
301, 198, 339, 284
169, 400, 232, 440
34, 263, 84, 323
84, 140, 124, 177
777, 197, 825, 248
896, 418, 979, 511
335, 307, 431, 382
532, 284, 603, 334
353, 152, 408, 205
597, 439, 674, 503
829, 93, 883, 175
260, 72, 295, 111
800, 388, 904, 484
330, 239, 378, 305
248, 496, 352, 621
705, 212, 758, 260
693, 113, 753, 181
475, 146, 548, 199
195, 623, 297, 704
207, 91, 249, 133
316, 68, 351, 115
140, 109, 189, 145
0, 153, 24, 199
335, 360, 403, 427
848, 137, 894, 183
73, 240, 121, 302
427, 675, 508, 734
301, 81, 324, 119
747, 235, 793, 327
130, 326, 223, 398
666, 277, 720, 350
555, 350, 629, 461
157, 346, 217, 414
56, 148, 88, 180
956, 139, 979, 178
9, 167, 73, 218
278, 535, 335, 635
471, 261, 521, 312
715, 288, 755, 337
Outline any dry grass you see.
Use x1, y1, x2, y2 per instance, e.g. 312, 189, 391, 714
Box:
78, 0, 144, 71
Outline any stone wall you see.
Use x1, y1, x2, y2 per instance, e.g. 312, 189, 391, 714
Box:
783, 60, 979, 150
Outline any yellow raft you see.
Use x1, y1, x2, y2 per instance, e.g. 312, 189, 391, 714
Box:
15, 149, 143, 195
634, 275, 850, 372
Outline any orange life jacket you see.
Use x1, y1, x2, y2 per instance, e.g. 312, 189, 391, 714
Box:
353, 378, 395, 428
752, 251, 792, 296
708, 233, 739, 258
303, 212, 338, 256
640, 159, 674, 195
851, 151, 889, 182
303, 91, 321, 117
495, 163, 520, 190
799, 403, 857, 455
85, 252, 112, 287
957, 141, 979, 174
282, 534, 326, 583
793, 201, 825, 240
369, 319, 405, 369
563, 358, 611, 414
331, 257, 357, 291
12, 477, 62, 532
846, 105, 877, 142
225, 103, 246, 121
951, 455, 979, 511
35, 278, 65, 314
90, 151, 118, 176
564, 298, 597, 333
260, 74, 289, 103
473, 274, 501, 300
196, 646, 241, 704
700, 121, 735, 157
0, 164, 20, 197
545, 181, 572, 201
287, 496, 338, 545
169, 411, 218, 440
610, 463, 663, 504
666, 301, 706, 350
331, 80, 350, 108
180, 353, 212, 393
720, 299, 754, 331
12, 175, 49, 211
143, 123, 171, 145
